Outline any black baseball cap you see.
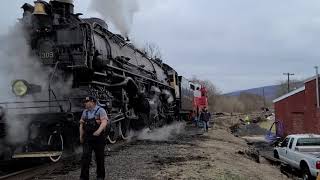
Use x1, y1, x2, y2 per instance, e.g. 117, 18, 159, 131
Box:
83, 95, 97, 103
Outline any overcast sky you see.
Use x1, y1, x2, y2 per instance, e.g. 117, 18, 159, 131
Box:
2, 0, 320, 93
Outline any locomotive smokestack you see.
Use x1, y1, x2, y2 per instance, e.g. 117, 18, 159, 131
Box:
50, 0, 74, 16
51, 0, 74, 5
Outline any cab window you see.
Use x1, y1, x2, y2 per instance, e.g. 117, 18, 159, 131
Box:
190, 84, 195, 90
281, 138, 290, 148
296, 138, 320, 146
289, 138, 295, 149
168, 74, 174, 82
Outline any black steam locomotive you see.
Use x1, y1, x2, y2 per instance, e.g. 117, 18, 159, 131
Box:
0, 0, 197, 162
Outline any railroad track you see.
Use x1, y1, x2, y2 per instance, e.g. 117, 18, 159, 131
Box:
0, 163, 62, 180
0, 141, 128, 180
0, 152, 75, 180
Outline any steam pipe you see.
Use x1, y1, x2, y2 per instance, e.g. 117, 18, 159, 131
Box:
92, 77, 139, 93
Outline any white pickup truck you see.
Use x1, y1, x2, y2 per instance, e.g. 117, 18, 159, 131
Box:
274, 134, 320, 180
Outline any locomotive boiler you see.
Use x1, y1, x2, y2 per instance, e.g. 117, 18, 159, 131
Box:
0, 0, 202, 162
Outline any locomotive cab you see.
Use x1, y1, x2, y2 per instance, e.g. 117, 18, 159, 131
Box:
167, 70, 180, 98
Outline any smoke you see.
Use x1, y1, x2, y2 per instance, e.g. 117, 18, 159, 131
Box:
74, 146, 83, 155
0, 23, 60, 147
162, 90, 174, 104
5, 115, 33, 145
0, 24, 41, 145
0, 24, 48, 102
129, 122, 186, 142
89, 0, 140, 37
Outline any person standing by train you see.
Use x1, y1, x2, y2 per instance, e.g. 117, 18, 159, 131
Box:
79, 96, 108, 180
200, 107, 211, 132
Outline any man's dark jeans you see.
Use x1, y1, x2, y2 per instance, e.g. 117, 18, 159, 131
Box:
203, 121, 209, 132
80, 137, 105, 180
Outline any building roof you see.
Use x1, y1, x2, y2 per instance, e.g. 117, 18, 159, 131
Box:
273, 86, 305, 103
304, 75, 319, 83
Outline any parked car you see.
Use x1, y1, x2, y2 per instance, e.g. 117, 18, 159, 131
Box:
274, 134, 320, 180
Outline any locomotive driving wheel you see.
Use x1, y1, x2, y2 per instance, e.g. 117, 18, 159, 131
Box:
106, 122, 118, 144
119, 118, 131, 140
47, 131, 64, 163
120, 89, 132, 140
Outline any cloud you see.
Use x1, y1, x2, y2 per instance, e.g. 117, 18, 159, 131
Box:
130, 0, 320, 91
2, 0, 320, 92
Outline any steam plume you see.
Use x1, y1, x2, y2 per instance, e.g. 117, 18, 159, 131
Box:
129, 122, 186, 142
0, 24, 47, 146
0, 24, 71, 147
89, 0, 139, 37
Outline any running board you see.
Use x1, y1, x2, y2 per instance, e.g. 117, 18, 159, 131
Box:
12, 151, 62, 158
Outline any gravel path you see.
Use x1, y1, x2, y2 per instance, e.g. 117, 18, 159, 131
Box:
27, 116, 289, 180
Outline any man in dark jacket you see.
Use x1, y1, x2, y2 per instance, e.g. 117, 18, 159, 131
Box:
200, 107, 211, 132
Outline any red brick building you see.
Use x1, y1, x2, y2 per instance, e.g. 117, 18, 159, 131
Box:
273, 76, 320, 137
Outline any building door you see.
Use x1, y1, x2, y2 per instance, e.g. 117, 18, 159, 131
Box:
291, 112, 304, 134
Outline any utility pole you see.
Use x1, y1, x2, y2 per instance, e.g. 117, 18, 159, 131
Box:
262, 87, 266, 108
283, 73, 295, 93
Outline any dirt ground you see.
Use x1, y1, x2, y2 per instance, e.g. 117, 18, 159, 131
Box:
154, 116, 288, 180
29, 115, 288, 180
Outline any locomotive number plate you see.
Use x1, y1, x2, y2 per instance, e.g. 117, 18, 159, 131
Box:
40, 52, 54, 59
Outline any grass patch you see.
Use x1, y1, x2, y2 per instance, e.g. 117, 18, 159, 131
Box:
258, 120, 275, 133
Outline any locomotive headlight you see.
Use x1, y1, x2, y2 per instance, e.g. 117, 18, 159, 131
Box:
12, 80, 42, 97
12, 80, 29, 97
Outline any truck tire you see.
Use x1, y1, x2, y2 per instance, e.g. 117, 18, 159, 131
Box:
302, 165, 312, 180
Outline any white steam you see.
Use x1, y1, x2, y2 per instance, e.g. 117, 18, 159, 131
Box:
0, 24, 47, 102
5, 116, 33, 145
89, 0, 139, 37
0, 22, 76, 146
0, 24, 41, 145
130, 122, 186, 142
0, 24, 51, 146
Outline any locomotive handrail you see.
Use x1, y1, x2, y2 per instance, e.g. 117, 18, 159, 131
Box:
5, 105, 62, 110
0, 100, 71, 105
99, 64, 173, 88
0, 100, 72, 112
114, 56, 155, 76
48, 61, 64, 112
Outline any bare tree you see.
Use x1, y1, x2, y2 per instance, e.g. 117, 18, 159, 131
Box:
143, 42, 163, 60
214, 95, 244, 113
238, 93, 265, 113
190, 76, 220, 112
275, 79, 303, 98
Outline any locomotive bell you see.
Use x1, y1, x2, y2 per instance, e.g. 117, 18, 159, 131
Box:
33, 1, 48, 15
